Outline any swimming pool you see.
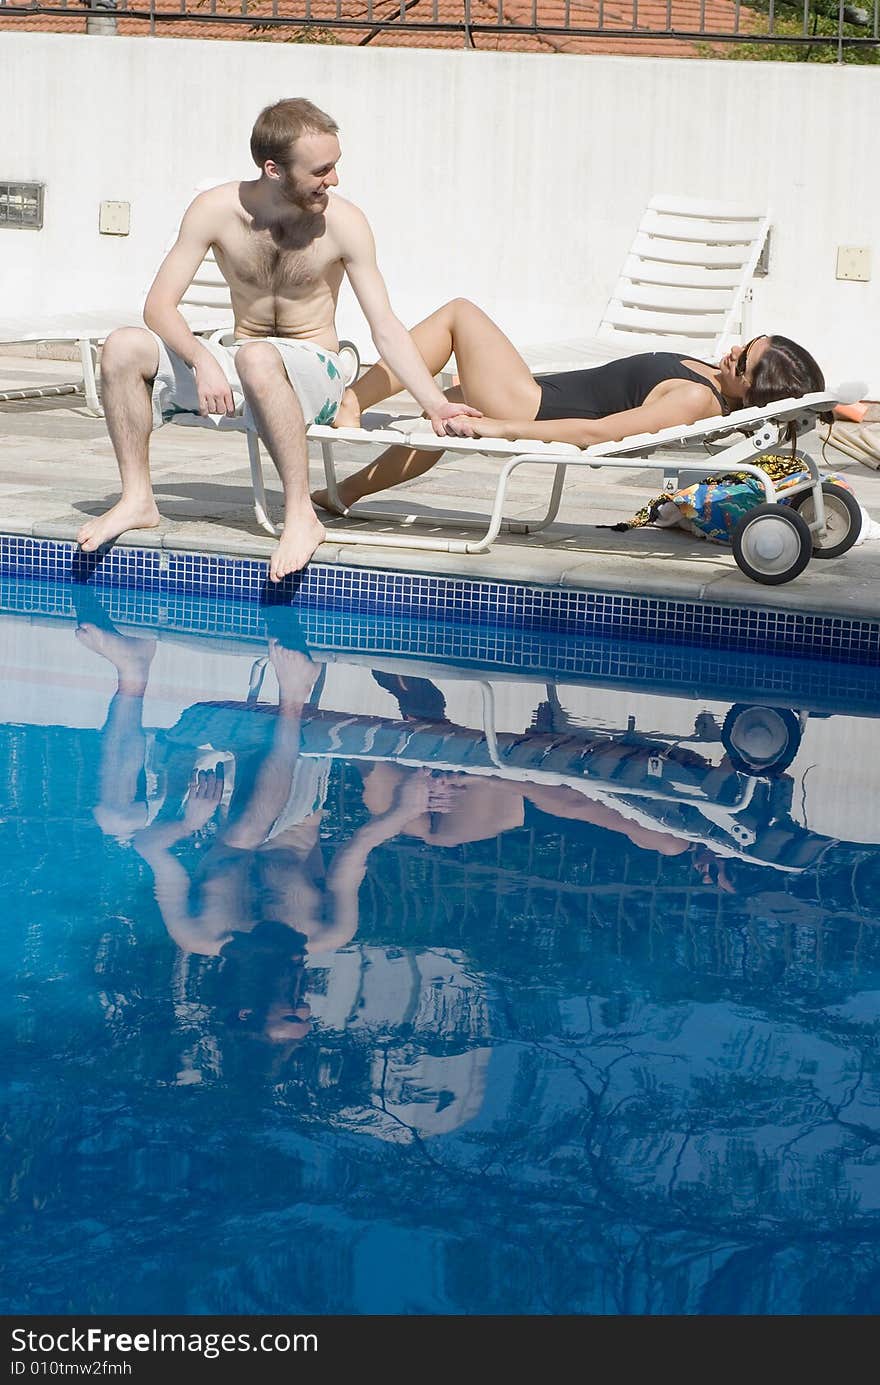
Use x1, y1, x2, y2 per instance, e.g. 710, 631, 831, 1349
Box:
3, 574, 880, 1316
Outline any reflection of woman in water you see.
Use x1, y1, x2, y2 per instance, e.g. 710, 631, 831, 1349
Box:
76, 596, 826, 1053
363, 671, 695, 857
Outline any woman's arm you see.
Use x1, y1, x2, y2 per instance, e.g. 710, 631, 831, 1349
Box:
467, 382, 721, 449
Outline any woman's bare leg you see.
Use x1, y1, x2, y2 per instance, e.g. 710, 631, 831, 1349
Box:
314, 390, 471, 513
348, 297, 540, 418
317, 299, 541, 510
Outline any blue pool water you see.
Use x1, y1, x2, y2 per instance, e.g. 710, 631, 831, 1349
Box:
3, 579, 880, 1316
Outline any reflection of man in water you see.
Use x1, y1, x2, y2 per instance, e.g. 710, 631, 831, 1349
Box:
76, 608, 458, 1043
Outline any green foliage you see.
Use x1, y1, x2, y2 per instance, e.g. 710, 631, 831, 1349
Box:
699, 3, 880, 63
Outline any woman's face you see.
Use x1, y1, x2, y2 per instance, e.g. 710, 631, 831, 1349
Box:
718, 335, 770, 401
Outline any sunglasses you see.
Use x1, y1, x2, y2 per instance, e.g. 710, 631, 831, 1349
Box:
734, 337, 759, 379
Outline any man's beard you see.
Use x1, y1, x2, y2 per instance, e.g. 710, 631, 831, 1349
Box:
280, 173, 327, 215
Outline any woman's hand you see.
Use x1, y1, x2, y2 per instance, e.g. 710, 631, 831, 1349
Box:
429, 400, 482, 438
451, 415, 510, 440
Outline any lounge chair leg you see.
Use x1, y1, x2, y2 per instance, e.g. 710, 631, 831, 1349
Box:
247, 432, 279, 536
510, 462, 568, 534
79, 338, 103, 416
320, 440, 347, 514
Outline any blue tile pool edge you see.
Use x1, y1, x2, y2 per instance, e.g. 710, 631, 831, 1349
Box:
2, 534, 879, 668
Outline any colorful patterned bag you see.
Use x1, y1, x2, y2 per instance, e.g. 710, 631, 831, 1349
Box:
612, 455, 855, 546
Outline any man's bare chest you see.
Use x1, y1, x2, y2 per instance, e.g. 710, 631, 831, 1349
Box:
219, 224, 335, 294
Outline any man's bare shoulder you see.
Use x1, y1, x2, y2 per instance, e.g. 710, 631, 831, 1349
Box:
182, 181, 253, 227
326, 193, 373, 245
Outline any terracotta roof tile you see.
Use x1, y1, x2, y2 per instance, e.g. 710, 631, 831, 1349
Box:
0, 0, 761, 55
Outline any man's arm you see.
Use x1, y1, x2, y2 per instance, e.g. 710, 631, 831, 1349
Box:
143, 191, 236, 416
339, 204, 480, 438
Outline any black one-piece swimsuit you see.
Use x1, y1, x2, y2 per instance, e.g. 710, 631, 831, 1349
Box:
533, 352, 726, 421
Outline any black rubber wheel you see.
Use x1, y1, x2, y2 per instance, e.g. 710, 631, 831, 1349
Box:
790, 481, 862, 559
337, 339, 361, 388
721, 704, 802, 776
732, 504, 812, 585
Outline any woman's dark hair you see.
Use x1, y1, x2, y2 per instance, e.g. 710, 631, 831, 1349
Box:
745, 336, 828, 418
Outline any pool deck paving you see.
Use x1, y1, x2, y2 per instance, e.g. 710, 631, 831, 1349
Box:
2, 353, 879, 624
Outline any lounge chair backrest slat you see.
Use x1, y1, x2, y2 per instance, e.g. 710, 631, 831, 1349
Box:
588, 197, 771, 361
181, 286, 234, 309
629, 234, 755, 268
641, 210, 766, 246
647, 194, 768, 221
615, 260, 748, 292
616, 284, 733, 313
619, 257, 743, 290
601, 306, 726, 338
190, 268, 229, 289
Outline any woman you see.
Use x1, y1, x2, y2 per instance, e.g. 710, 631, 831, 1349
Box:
311, 298, 825, 514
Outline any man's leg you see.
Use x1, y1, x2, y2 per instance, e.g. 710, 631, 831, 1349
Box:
235, 342, 326, 580
77, 328, 162, 552
75, 617, 157, 839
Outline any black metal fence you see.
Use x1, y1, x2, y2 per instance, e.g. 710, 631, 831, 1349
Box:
2, 0, 879, 59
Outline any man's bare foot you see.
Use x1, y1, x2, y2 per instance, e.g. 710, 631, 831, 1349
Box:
270, 513, 326, 582
75, 624, 157, 692
333, 387, 361, 430
77, 498, 161, 552
269, 640, 320, 707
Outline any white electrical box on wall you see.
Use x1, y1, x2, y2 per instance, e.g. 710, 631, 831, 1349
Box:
99, 201, 131, 236
836, 246, 871, 282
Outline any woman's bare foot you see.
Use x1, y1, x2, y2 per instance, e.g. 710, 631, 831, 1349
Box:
269, 512, 326, 582
77, 498, 161, 552
310, 485, 349, 517
333, 387, 361, 430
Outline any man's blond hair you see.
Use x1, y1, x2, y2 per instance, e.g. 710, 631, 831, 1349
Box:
250, 98, 339, 170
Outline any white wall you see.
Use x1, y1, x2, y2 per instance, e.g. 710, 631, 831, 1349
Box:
1, 32, 878, 386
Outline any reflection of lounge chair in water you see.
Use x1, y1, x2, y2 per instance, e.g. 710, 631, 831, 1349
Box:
164, 690, 834, 877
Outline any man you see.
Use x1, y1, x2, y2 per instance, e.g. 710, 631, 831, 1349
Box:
78, 98, 477, 580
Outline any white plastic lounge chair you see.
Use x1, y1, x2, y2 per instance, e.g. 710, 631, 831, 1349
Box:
292, 388, 855, 586
0, 178, 236, 415
514, 195, 772, 377
0, 255, 233, 416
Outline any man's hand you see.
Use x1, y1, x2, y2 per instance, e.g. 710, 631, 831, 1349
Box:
194, 354, 236, 417
183, 765, 225, 831
427, 400, 483, 439
393, 769, 466, 820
